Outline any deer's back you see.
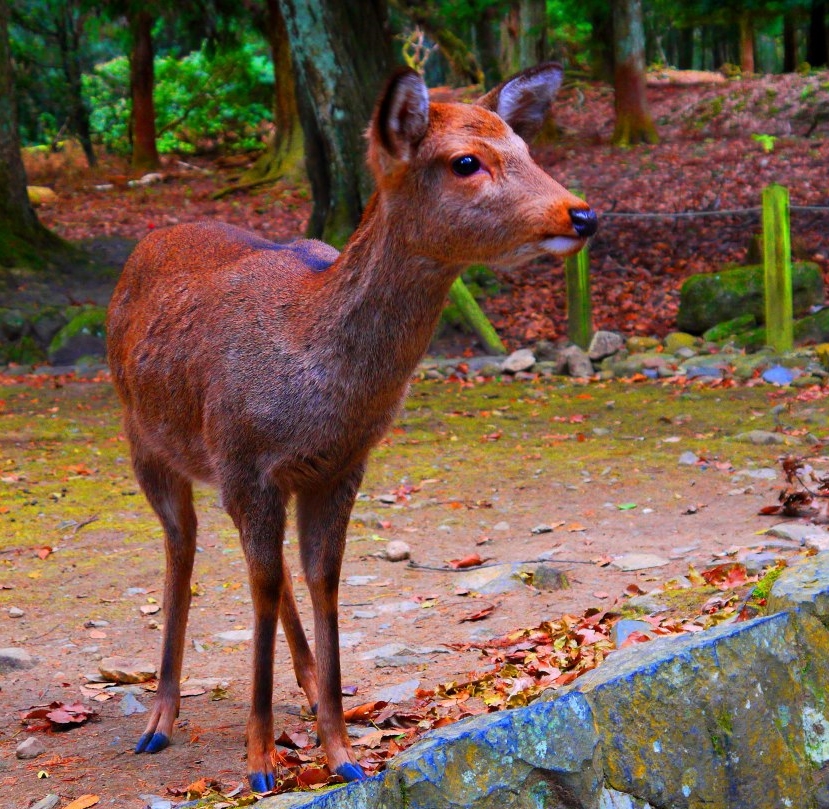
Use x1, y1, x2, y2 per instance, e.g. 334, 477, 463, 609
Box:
107, 223, 396, 488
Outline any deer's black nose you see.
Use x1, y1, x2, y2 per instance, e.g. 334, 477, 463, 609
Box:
569, 208, 598, 238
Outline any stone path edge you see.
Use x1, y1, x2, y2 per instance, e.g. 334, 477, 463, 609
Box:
260, 552, 829, 809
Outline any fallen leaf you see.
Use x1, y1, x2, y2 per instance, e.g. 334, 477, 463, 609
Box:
64, 796, 100, 809
448, 553, 485, 569
459, 604, 495, 623
343, 700, 388, 722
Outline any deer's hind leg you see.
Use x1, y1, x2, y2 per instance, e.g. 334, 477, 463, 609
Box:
131, 450, 198, 754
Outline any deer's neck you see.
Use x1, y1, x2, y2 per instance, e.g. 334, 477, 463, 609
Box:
318, 195, 461, 383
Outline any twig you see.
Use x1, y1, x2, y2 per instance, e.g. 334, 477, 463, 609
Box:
407, 557, 592, 572
71, 514, 99, 535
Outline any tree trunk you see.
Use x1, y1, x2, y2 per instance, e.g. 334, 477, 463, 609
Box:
783, 12, 798, 72
611, 0, 657, 146
500, 0, 546, 76
808, 0, 828, 67
57, 0, 96, 166
129, 9, 160, 171
0, 0, 60, 265
590, 5, 614, 82
678, 26, 694, 69
279, 0, 394, 246
234, 0, 303, 191
738, 12, 755, 74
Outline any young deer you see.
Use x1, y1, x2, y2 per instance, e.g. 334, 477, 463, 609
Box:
107, 63, 597, 791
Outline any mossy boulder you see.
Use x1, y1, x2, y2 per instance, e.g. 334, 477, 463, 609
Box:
677, 262, 824, 334
0, 335, 46, 365
48, 305, 107, 365
702, 313, 757, 342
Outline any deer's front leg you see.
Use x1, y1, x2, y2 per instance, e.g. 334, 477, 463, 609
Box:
226, 480, 288, 793
296, 465, 366, 782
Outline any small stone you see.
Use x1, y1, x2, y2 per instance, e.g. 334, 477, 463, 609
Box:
611, 553, 670, 571
675, 346, 698, 360
734, 430, 786, 445
216, 629, 254, 643
373, 678, 420, 704
678, 451, 700, 465
345, 575, 378, 586
525, 565, 569, 592
562, 345, 594, 378
384, 540, 411, 562
0, 647, 36, 672
501, 348, 536, 373
8, 606, 24, 618
99, 657, 157, 683
338, 631, 364, 649
588, 330, 625, 360
611, 619, 653, 648
743, 551, 782, 575
626, 335, 660, 353
29, 795, 60, 809
663, 332, 697, 353
531, 524, 554, 535
83, 619, 109, 628
493, 521, 510, 531
352, 610, 379, 619
765, 523, 829, 544
120, 692, 148, 716
16, 736, 46, 759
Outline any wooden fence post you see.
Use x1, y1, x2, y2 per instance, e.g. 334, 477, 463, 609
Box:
762, 184, 793, 352
565, 242, 593, 350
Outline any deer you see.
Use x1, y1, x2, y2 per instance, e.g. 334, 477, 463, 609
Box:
106, 62, 597, 792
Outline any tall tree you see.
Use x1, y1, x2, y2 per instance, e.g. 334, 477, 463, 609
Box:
808, 0, 828, 66
279, 0, 394, 245
128, 6, 160, 170
611, 0, 657, 146
0, 0, 61, 265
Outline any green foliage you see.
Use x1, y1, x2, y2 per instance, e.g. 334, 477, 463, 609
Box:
83, 41, 273, 156
752, 132, 777, 152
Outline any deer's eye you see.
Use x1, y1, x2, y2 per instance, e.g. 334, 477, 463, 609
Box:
451, 155, 481, 176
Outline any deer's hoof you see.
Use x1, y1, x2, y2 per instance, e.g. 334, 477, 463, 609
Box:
135, 731, 169, 754
249, 771, 276, 793
336, 762, 367, 781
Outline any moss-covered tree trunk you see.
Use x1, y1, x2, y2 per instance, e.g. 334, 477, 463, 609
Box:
475, 5, 501, 88
237, 0, 303, 190
129, 8, 160, 171
0, 0, 61, 266
279, 0, 394, 246
611, 0, 658, 146
738, 11, 755, 74
500, 0, 547, 76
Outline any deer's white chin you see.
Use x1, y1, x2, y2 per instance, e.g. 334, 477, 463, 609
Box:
539, 236, 585, 256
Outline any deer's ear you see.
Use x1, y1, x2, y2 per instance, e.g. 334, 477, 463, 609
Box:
371, 68, 430, 165
476, 63, 563, 143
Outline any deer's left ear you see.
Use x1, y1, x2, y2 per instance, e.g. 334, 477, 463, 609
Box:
476, 63, 563, 143
370, 68, 430, 169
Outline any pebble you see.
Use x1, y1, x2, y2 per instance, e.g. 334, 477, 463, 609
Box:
501, 348, 536, 373
611, 553, 671, 571
16, 736, 46, 759
216, 629, 254, 643
611, 619, 654, 648
345, 575, 377, 586
678, 451, 699, 465
765, 523, 829, 544
384, 540, 411, 562
120, 692, 148, 716
493, 521, 510, 531
29, 796, 60, 809
734, 430, 786, 445
8, 606, 24, 618
373, 678, 420, 703
531, 524, 554, 534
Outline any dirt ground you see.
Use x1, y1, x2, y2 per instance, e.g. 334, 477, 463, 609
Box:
1, 373, 826, 807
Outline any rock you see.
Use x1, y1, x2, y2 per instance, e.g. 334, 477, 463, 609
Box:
500, 349, 536, 373
533, 339, 560, 361
743, 551, 782, 575
678, 450, 700, 465
373, 678, 420, 704
626, 335, 660, 353
28, 796, 60, 809
766, 522, 829, 545
216, 629, 254, 643
677, 262, 824, 334
48, 305, 108, 365
0, 647, 36, 672
663, 331, 697, 353
384, 540, 411, 562
345, 575, 377, 586
611, 553, 670, 571
16, 736, 46, 759
530, 524, 554, 534
561, 344, 594, 377
794, 307, 829, 344
99, 657, 157, 683
734, 429, 786, 445
675, 345, 698, 360
762, 365, 796, 385
768, 553, 829, 623
702, 313, 757, 342
588, 330, 625, 360
684, 365, 724, 380
492, 521, 510, 531
0, 308, 27, 340
8, 606, 23, 617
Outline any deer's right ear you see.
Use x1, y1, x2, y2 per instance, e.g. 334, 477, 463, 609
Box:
371, 68, 429, 168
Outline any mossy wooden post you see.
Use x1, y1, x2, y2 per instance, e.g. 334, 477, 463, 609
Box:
762, 184, 793, 352
565, 243, 593, 349
448, 277, 506, 355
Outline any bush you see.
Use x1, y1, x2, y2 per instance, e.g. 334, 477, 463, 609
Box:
83, 41, 273, 156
